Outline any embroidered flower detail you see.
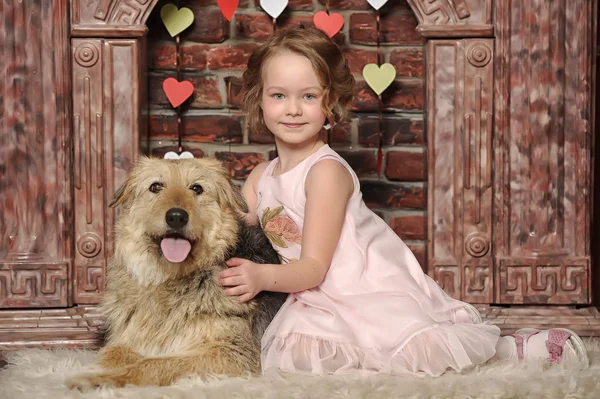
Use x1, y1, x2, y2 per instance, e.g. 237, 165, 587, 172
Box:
261, 206, 302, 249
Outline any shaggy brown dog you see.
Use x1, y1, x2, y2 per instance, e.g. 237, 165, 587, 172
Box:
67, 157, 285, 389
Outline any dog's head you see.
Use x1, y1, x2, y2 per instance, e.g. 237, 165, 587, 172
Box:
110, 156, 248, 285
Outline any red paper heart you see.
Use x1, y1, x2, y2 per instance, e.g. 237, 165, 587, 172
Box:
162, 77, 194, 108
313, 11, 344, 38
217, 0, 239, 21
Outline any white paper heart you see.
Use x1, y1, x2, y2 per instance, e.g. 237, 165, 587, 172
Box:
367, 0, 388, 10
164, 151, 194, 160
260, 0, 289, 19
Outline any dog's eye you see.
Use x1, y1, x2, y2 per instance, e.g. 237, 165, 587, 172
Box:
149, 182, 163, 193
190, 184, 203, 195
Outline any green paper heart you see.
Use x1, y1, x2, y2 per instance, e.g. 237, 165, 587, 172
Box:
160, 4, 194, 37
362, 63, 397, 96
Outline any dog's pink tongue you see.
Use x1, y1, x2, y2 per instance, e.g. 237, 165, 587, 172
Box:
160, 238, 191, 263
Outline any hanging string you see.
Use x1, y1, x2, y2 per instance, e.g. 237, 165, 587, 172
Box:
175, 0, 183, 154
272, 17, 277, 32
376, 11, 384, 177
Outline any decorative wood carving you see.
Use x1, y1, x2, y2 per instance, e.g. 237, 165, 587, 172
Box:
71, 38, 145, 303
406, 0, 493, 37
427, 38, 494, 304
0, 0, 72, 308
71, 0, 159, 37
493, 0, 592, 304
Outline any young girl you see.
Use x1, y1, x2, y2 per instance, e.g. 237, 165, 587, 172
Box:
219, 27, 589, 377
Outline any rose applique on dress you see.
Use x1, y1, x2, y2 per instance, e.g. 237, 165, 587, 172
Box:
261, 206, 302, 248
261, 206, 301, 264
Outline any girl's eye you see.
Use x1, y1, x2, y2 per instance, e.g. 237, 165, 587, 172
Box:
190, 184, 204, 195
273, 93, 285, 100
304, 94, 316, 100
149, 182, 163, 193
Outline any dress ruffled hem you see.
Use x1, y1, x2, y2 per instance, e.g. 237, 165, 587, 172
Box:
261, 321, 500, 377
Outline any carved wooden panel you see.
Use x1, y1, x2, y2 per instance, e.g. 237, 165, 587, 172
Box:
71, 0, 158, 37
0, 0, 72, 307
427, 39, 494, 303
493, 0, 592, 304
407, 0, 493, 37
71, 38, 145, 303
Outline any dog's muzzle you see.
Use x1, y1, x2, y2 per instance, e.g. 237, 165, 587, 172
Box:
160, 208, 192, 263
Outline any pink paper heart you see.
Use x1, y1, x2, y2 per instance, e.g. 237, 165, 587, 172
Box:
162, 77, 194, 108
313, 11, 344, 38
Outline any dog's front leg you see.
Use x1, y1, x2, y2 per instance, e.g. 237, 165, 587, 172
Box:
97, 345, 143, 369
116, 342, 260, 386
68, 343, 259, 389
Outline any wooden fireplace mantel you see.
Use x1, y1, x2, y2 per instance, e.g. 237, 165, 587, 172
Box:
1, 0, 599, 350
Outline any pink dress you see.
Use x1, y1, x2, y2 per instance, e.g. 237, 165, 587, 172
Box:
257, 145, 501, 377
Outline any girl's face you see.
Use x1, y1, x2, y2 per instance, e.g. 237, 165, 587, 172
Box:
260, 51, 327, 147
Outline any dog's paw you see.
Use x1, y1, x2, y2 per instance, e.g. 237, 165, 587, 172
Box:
65, 372, 127, 390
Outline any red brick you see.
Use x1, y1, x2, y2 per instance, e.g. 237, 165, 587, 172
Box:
406, 243, 427, 272
207, 43, 259, 70
186, 75, 223, 108
225, 76, 244, 107
150, 145, 205, 159
181, 8, 229, 43
149, 73, 222, 108
280, 16, 318, 31
329, 122, 351, 144
181, 43, 210, 70
264, 0, 314, 10
337, 150, 377, 176
361, 181, 426, 210
149, 114, 177, 140
349, 13, 424, 45
389, 214, 427, 240
235, 14, 274, 41
390, 48, 424, 78
352, 80, 424, 111
148, 72, 176, 105
149, 42, 176, 69
385, 151, 426, 181
215, 152, 264, 180
384, 80, 424, 110
183, 115, 243, 143
358, 117, 425, 147
343, 48, 378, 75
317, 0, 411, 10
317, 0, 370, 10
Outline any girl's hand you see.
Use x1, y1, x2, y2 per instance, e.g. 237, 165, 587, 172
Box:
219, 258, 268, 303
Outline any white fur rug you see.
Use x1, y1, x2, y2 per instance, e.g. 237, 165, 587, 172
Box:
1, 340, 599, 399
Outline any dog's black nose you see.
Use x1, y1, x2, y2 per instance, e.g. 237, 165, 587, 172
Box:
165, 208, 189, 229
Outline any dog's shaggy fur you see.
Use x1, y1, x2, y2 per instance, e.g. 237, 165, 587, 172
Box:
67, 157, 286, 389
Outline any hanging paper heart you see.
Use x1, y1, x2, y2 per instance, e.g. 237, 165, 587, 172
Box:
164, 151, 194, 160
313, 11, 344, 38
260, 0, 289, 19
162, 77, 194, 108
367, 0, 389, 10
217, 0, 239, 21
160, 4, 195, 37
362, 63, 397, 96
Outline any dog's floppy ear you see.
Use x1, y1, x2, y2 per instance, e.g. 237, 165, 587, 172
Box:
109, 180, 133, 208
218, 179, 249, 214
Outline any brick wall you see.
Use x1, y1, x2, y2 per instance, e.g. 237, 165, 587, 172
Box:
146, 0, 428, 271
